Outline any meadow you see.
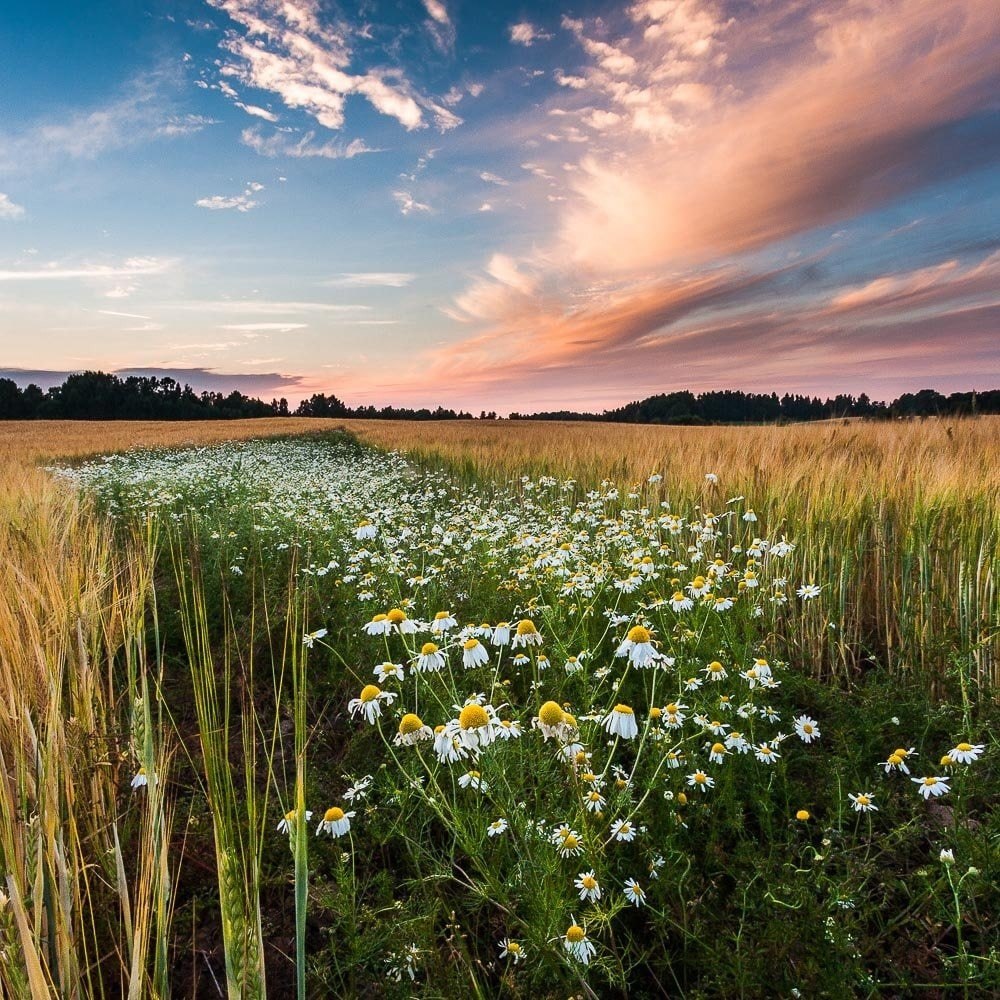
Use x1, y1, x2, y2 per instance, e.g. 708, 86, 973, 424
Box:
0, 417, 997, 998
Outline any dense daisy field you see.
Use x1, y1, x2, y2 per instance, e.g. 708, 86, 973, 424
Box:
0, 427, 997, 997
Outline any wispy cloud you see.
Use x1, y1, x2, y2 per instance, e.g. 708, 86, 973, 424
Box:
324, 273, 415, 288
0, 193, 25, 220
241, 126, 377, 159
510, 22, 552, 47
0, 68, 213, 171
393, 191, 431, 215
208, 0, 462, 134
0, 257, 172, 281
422, 0, 455, 54
235, 101, 279, 122
174, 300, 370, 314
219, 321, 308, 332
195, 182, 264, 212
97, 309, 152, 320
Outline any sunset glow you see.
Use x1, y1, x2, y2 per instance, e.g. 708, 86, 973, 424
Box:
2, 0, 997, 411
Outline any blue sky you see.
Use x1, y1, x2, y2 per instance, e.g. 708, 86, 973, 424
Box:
1, 0, 998, 411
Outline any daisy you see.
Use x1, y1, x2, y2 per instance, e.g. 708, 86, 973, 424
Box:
849, 792, 877, 812
348, 684, 396, 724
413, 641, 446, 673
552, 825, 584, 857
354, 519, 377, 540
708, 742, 727, 765
669, 591, 694, 612
496, 718, 523, 740
583, 789, 607, 813
373, 661, 405, 683
534, 700, 568, 739
563, 919, 597, 965
948, 742, 985, 764
385, 607, 419, 634
703, 660, 728, 682
302, 628, 327, 648
512, 618, 543, 648
615, 625, 658, 666
430, 611, 458, 633
394, 713, 434, 746
939, 848, 955, 864
316, 806, 354, 837
487, 818, 509, 837
687, 575, 712, 598
450, 702, 499, 751
498, 939, 525, 964
433, 726, 468, 764
623, 878, 646, 907
564, 654, 584, 674
491, 622, 511, 646
754, 743, 780, 765
462, 638, 490, 669
912, 775, 951, 799
603, 704, 639, 739
684, 676, 703, 692
363, 613, 391, 636
277, 808, 313, 834
686, 770, 715, 792
574, 870, 602, 903
797, 583, 821, 600
130, 767, 149, 790
725, 732, 750, 754
881, 747, 917, 774
793, 715, 821, 743
610, 818, 637, 842
343, 774, 373, 802
458, 769, 487, 791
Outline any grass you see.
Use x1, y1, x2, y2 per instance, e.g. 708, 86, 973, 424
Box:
0, 417, 996, 997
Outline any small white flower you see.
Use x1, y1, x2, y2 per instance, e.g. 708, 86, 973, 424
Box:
912, 776, 950, 799
610, 818, 637, 842
574, 870, 602, 902
302, 628, 327, 647
623, 878, 646, 907
793, 715, 821, 743
487, 818, 508, 837
316, 806, 355, 837
796, 583, 821, 600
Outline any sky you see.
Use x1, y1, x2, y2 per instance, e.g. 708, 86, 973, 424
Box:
0, 0, 998, 413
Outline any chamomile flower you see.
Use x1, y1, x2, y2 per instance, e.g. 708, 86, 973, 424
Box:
430, 611, 458, 633
796, 583, 822, 600
491, 622, 511, 646
552, 824, 585, 857
615, 624, 658, 666
882, 747, 917, 774
512, 618, 543, 647
302, 627, 328, 648
277, 808, 313, 834
458, 769, 487, 791
316, 806, 354, 837
348, 684, 396, 724
394, 713, 433, 746
354, 519, 377, 540
948, 742, 985, 764
564, 654, 584, 673
534, 700, 569, 740
669, 591, 694, 612
563, 919, 597, 965
583, 789, 607, 813
939, 848, 955, 864
487, 818, 509, 837
793, 715, 821, 743
130, 767, 149, 790
413, 641, 446, 673
499, 939, 525, 964
610, 818, 637, 842
848, 792, 878, 812
363, 613, 391, 636
447, 701, 499, 752
574, 870, 602, 902
686, 770, 715, 792
373, 661, 405, 683
912, 775, 950, 799
462, 637, 490, 669
754, 743, 780, 764
623, 878, 646, 907
704, 660, 728, 682
385, 607, 418, 634
708, 742, 727, 764
603, 704, 639, 739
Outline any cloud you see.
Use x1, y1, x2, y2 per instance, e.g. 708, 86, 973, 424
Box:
0, 257, 172, 281
393, 190, 431, 215
174, 300, 371, 313
0, 69, 212, 171
195, 182, 264, 212
97, 309, 152, 320
208, 0, 461, 134
479, 171, 509, 186
219, 322, 308, 332
510, 22, 552, 46
235, 101, 279, 121
0, 193, 25, 220
241, 126, 377, 159
422, 0, 455, 54
324, 273, 415, 288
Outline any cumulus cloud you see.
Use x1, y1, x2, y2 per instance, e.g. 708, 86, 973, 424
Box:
0, 193, 25, 220
195, 182, 264, 212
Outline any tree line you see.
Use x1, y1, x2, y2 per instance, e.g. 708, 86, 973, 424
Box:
0, 372, 997, 423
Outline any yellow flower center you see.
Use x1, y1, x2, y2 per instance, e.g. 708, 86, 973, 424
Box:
458, 704, 489, 730
711, 743, 725, 755
359, 684, 381, 703
672, 591, 685, 600
581, 772, 597, 783
803, 724, 814, 734
694, 773, 706, 783
857, 795, 870, 806
539, 701, 565, 727
434, 611, 451, 620
574, 751, 588, 765
562, 833, 579, 849
708, 661, 724, 673
888, 753, 903, 766
507, 942, 521, 954
893, 748, 909, 758
581, 875, 597, 889
665, 703, 678, 714
516, 619, 538, 636
923, 777, 938, 787
677, 792, 688, 805
627, 625, 651, 644
956, 743, 973, 752
940, 755, 953, 766
324, 807, 345, 823
563, 713, 578, 727
463, 638, 481, 651
386, 608, 406, 624
587, 791, 602, 802
649, 706, 662, 719
613, 703, 634, 716
399, 713, 424, 735
709, 721, 722, 729
468, 770, 481, 780
566, 925, 586, 943
692, 576, 706, 587
370, 614, 388, 623
420, 642, 439, 655
796, 809, 810, 821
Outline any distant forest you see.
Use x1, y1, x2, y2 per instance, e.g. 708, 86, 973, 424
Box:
1, 371, 998, 424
